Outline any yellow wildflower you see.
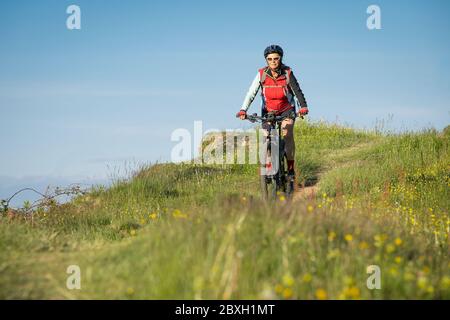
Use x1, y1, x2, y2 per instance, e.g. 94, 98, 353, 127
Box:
315, 288, 328, 300
417, 277, 428, 289
282, 287, 293, 299
328, 231, 336, 242
344, 276, 355, 286
343, 286, 361, 299
274, 284, 283, 294
347, 287, 360, 299
359, 241, 369, 250
404, 272, 415, 281
327, 248, 341, 260
440, 276, 450, 289
389, 267, 398, 276
374, 234, 388, 247
386, 244, 396, 254
172, 209, 188, 219
302, 273, 312, 283
344, 234, 353, 242
282, 274, 295, 287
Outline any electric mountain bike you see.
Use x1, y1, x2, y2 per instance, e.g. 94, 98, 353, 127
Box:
245, 110, 301, 201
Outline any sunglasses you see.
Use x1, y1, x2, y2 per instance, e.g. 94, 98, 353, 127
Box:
267, 57, 280, 62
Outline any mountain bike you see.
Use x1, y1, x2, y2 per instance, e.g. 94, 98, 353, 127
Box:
245, 110, 301, 201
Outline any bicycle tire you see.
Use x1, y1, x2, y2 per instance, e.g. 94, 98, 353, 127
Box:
260, 173, 278, 201
260, 170, 269, 201
283, 153, 295, 197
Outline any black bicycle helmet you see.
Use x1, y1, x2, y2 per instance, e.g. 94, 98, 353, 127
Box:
264, 45, 284, 58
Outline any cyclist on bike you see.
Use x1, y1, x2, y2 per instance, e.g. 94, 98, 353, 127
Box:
236, 44, 309, 178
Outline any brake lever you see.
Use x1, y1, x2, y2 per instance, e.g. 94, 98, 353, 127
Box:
246, 115, 256, 123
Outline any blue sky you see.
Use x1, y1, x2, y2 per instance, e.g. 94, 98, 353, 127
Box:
1, 0, 449, 204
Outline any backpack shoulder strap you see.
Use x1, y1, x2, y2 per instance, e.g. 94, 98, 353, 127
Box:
284, 66, 291, 85
259, 67, 268, 85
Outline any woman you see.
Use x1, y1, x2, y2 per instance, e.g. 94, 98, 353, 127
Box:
236, 44, 309, 178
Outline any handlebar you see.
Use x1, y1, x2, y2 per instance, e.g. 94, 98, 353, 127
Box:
244, 111, 303, 123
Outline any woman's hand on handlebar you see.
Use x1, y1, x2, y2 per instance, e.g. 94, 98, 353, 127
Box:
236, 110, 247, 120
298, 107, 309, 116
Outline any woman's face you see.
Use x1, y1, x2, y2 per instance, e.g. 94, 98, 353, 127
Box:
266, 53, 281, 70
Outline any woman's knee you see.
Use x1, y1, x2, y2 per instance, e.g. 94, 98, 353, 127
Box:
281, 120, 294, 137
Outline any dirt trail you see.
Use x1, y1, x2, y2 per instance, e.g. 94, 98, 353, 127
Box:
291, 141, 377, 202
292, 183, 319, 201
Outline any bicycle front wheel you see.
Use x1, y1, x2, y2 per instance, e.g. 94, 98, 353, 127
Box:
260, 173, 277, 201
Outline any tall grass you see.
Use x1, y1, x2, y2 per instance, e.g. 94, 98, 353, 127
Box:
0, 121, 448, 299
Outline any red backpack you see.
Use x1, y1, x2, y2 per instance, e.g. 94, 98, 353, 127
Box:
258, 66, 293, 114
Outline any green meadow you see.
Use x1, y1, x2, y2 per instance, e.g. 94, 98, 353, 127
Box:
1, 120, 449, 299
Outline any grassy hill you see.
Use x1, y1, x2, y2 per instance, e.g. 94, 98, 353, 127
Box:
1, 120, 449, 299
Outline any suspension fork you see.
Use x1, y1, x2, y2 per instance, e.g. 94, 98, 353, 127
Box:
262, 122, 284, 178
